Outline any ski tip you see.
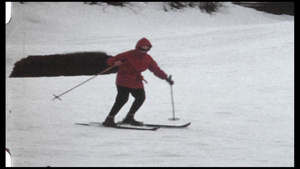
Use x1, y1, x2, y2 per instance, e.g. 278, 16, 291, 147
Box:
75, 123, 90, 126
152, 127, 160, 131
185, 122, 191, 127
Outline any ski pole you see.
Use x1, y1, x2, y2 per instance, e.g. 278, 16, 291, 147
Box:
168, 75, 179, 121
52, 58, 126, 101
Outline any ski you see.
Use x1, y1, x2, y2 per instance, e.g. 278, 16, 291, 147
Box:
115, 122, 191, 128
142, 122, 191, 128
75, 122, 159, 131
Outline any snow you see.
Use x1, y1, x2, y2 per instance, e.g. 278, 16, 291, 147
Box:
6, 2, 294, 167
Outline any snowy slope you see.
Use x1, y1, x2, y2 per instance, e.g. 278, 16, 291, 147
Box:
6, 2, 294, 167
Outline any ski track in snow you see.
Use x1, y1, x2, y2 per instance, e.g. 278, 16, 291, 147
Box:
6, 2, 294, 167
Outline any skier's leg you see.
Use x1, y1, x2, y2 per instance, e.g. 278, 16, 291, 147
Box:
103, 86, 130, 126
107, 86, 130, 117
122, 88, 145, 125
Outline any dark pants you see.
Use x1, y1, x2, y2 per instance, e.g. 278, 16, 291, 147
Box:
108, 86, 146, 118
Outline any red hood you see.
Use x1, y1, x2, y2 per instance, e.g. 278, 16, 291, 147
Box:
135, 38, 152, 49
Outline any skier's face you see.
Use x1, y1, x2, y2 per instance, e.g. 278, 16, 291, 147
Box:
139, 45, 151, 54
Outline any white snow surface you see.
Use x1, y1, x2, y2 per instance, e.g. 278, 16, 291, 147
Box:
6, 2, 294, 167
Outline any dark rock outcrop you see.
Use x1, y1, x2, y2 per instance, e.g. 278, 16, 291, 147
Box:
10, 51, 118, 78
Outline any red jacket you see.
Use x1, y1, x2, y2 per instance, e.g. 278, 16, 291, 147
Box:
107, 38, 168, 89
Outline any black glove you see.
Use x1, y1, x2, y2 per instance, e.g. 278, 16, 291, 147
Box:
166, 75, 174, 85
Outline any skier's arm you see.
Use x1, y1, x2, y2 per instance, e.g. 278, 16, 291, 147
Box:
148, 57, 174, 85
107, 52, 128, 66
148, 57, 168, 80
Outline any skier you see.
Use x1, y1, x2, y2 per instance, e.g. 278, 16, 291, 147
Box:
102, 37, 174, 126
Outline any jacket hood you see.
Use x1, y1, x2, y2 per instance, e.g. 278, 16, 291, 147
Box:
135, 38, 152, 49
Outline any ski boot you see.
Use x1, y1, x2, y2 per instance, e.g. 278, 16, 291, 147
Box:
121, 115, 143, 126
102, 116, 117, 127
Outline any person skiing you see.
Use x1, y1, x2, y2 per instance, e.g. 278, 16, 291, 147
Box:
102, 37, 174, 126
